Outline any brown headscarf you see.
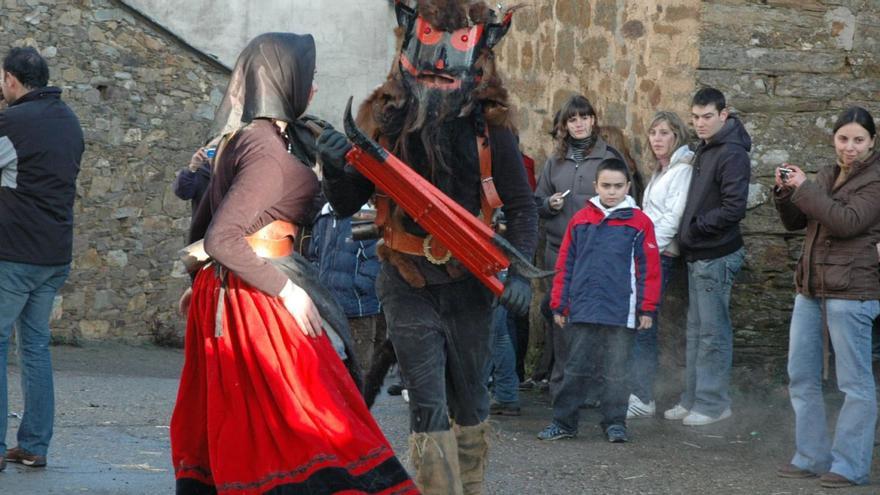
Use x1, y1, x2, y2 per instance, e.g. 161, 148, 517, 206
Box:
212, 32, 316, 138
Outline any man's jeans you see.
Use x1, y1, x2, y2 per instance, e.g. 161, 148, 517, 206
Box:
629, 254, 677, 403
788, 295, 879, 485
0, 260, 70, 457
681, 248, 744, 417
553, 323, 635, 432
485, 305, 519, 406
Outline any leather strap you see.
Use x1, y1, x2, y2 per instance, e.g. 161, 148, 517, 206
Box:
375, 133, 501, 264
245, 220, 298, 258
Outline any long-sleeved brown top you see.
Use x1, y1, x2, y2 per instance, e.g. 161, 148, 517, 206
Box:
189, 119, 320, 295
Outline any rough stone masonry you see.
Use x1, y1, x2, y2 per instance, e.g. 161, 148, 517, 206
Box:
1, 0, 229, 344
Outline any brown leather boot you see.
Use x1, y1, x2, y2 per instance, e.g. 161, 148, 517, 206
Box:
455, 421, 491, 495
409, 430, 463, 495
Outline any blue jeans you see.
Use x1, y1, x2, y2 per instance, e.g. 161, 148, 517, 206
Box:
0, 260, 70, 457
552, 323, 635, 432
485, 305, 519, 406
629, 255, 677, 402
788, 295, 879, 484
680, 248, 744, 417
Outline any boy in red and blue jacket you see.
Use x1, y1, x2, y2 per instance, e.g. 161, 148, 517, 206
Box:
537, 158, 661, 443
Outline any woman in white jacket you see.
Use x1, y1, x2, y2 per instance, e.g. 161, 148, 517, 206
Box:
627, 111, 694, 419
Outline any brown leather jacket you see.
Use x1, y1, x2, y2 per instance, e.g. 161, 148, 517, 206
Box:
774, 151, 880, 300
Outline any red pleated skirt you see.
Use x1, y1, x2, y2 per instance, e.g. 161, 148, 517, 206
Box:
170, 266, 418, 495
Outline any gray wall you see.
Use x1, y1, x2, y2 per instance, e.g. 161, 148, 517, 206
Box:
122, 0, 398, 127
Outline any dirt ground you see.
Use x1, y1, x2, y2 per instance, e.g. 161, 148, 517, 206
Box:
2, 343, 878, 494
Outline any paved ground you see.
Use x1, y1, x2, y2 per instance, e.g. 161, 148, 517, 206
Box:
2, 343, 878, 494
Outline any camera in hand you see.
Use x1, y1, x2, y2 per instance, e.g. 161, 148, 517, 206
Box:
779, 167, 793, 182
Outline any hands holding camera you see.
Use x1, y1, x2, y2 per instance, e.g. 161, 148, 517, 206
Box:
775, 163, 806, 190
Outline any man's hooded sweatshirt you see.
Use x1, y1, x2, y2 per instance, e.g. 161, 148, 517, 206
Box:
677, 115, 752, 261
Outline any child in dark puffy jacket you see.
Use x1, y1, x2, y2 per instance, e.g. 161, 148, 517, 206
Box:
537, 158, 661, 443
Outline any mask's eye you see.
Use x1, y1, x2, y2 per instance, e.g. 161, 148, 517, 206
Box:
450, 25, 482, 51
416, 17, 443, 45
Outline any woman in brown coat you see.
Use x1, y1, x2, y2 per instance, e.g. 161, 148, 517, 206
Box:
773, 106, 880, 488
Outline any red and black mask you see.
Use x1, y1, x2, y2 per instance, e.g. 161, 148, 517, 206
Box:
395, 1, 511, 115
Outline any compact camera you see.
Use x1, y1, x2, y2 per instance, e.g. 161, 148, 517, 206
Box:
779, 167, 793, 182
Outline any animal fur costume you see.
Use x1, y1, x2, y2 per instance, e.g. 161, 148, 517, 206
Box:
319, 2, 537, 494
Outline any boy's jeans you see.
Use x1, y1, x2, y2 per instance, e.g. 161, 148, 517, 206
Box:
553, 323, 635, 432
629, 254, 677, 403
788, 295, 878, 485
680, 248, 744, 417
485, 305, 519, 406
0, 260, 70, 457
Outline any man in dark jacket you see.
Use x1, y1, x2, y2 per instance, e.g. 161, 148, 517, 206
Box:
0, 47, 84, 471
663, 87, 750, 427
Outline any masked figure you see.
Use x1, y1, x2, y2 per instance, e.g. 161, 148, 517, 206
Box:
170, 33, 417, 495
319, 2, 537, 493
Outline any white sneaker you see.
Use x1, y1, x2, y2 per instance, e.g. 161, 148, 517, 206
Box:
626, 394, 656, 419
663, 404, 690, 420
401, 389, 409, 403
682, 408, 732, 426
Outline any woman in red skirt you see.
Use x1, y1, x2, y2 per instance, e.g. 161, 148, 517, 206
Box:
171, 32, 417, 495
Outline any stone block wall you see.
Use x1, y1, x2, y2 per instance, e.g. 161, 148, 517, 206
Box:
496, 0, 701, 169
0, 0, 228, 343
697, 0, 880, 368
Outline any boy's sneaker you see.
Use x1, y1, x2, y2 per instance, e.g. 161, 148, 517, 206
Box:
663, 404, 690, 420
490, 401, 522, 416
605, 425, 629, 443
519, 379, 536, 391
5, 447, 47, 468
626, 394, 655, 419
537, 423, 575, 441
386, 383, 404, 396
682, 408, 732, 426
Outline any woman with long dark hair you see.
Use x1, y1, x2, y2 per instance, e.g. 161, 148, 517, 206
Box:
774, 106, 880, 488
170, 33, 415, 495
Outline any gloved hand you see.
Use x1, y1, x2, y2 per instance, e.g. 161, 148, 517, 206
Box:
499, 274, 531, 316
316, 129, 352, 178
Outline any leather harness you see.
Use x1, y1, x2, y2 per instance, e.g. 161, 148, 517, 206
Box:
374, 133, 502, 264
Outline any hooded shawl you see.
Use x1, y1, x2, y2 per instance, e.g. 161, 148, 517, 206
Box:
212, 32, 316, 138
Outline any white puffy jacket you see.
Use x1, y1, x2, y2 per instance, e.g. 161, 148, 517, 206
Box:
641, 145, 694, 256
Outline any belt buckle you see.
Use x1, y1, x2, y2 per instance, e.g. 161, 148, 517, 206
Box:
422, 234, 451, 265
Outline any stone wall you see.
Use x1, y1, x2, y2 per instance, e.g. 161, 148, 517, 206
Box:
0, 0, 228, 343
697, 0, 880, 369
496, 0, 701, 169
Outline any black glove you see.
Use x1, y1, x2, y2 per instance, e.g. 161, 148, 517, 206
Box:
499, 274, 531, 316
316, 129, 352, 178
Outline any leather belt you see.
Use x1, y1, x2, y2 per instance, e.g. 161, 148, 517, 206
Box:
383, 224, 451, 265
245, 220, 298, 258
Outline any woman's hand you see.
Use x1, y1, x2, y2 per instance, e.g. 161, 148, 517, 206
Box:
188, 148, 208, 173
548, 192, 566, 211
178, 287, 193, 316
279, 280, 323, 337
777, 163, 807, 189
